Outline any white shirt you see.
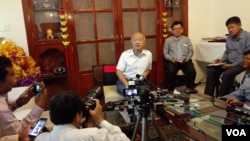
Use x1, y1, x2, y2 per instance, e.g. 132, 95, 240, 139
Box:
116, 49, 152, 80
35, 120, 130, 141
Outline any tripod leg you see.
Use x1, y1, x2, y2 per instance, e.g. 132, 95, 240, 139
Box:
141, 117, 148, 141
132, 114, 142, 141
151, 113, 165, 141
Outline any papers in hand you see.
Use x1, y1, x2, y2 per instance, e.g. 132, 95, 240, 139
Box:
207, 62, 226, 67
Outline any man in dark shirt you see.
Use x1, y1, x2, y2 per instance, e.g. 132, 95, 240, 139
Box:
204, 16, 250, 97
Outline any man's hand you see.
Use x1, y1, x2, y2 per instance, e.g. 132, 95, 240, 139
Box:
221, 63, 232, 69
89, 99, 104, 125
18, 124, 32, 141
171, 58, 177, 63
214, 59, 223, 63
35, 81, 49, 110
16, 86, 34, 107
226, 97, 244, 107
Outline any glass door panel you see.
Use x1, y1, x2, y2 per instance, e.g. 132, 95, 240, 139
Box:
141, 11, 156, 35
96, 13, 115, 39
122, 0, 138, 8
145, 38, 156, 61
33, 0, 60, 41
98, 42, 116, 64
124, 40, 131, 51
94, 0, 113, 9
72, 0, 92, 9
140, 0, 155, 8
73, 0, 116, 71
74, 13, 94, 40
122, 12, 138, 37
77, 44, 96, 71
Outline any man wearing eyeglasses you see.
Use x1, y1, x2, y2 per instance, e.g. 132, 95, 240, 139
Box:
163, 21, 197, 94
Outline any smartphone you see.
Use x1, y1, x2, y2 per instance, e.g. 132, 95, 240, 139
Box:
29, 118, 47, 137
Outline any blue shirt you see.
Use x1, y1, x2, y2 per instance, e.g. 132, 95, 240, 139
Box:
223, 71, 250, 107
222, 30, 250, 66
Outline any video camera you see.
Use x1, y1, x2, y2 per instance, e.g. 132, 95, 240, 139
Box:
123, 78, 151, 107
81, 86, 102, 128
82, 86, 102, 111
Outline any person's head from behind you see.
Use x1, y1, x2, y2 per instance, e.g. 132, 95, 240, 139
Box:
242, 50, 250, 70
131, 32, 146, 51
50, 91, 83, 128
0, 56, 15, 95
225, 16, 242, 37
171, 21, 184, 37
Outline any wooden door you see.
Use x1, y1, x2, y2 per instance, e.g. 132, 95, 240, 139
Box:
67, 0, 160, 96
117, 0, 159, 85
66, 0, 118, 96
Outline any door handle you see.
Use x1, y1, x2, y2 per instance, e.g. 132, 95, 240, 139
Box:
116, 35, 119, 44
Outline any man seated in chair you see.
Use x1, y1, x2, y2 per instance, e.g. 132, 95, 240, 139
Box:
204, 16, 250, 97
163, 21, 197, 94
116, 32, 152, 95
220, 50, 250, 110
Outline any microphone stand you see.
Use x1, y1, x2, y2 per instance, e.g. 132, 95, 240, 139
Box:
141, 79, 163, 102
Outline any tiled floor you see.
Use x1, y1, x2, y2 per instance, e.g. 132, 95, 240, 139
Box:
195, 82, 206, 94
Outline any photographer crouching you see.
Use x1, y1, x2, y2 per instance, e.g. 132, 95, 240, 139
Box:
34, 91, 130, 141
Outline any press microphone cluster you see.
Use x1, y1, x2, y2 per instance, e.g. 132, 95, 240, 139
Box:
136, 74, 160, 90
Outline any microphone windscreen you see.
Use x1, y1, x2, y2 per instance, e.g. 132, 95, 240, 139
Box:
136, 74, 140, 79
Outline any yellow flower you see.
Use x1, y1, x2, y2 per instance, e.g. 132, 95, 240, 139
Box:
0, 40, 41, 86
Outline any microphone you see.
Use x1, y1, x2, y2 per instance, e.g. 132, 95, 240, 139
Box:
136, 74, 160, 90
136, 74, 145, 81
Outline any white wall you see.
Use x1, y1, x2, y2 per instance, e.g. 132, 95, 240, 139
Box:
189, 0, 250, 45
188, 0, 250, 83
0, 0, 28, 54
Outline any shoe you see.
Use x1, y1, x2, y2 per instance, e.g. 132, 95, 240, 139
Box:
185, 88, 198, 94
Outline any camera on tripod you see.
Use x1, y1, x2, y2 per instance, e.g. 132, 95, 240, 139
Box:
123, 88, 139, 97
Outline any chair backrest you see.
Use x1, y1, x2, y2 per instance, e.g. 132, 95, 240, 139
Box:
92, 65, 104, 86
92, 64, 118, 86
103, 64, 118, 85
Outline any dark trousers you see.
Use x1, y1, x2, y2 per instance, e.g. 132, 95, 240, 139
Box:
204, 65, 245, 97
165, 60, 196, 91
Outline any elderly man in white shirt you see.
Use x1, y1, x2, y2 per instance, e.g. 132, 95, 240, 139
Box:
116, 32, 152, 95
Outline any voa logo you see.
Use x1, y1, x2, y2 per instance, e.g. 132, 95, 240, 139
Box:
226, 129, 246, 136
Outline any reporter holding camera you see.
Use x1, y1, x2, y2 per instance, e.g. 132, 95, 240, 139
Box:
0, 56, 49, 140
35, 91, 130, 141
116, 32, 152, 94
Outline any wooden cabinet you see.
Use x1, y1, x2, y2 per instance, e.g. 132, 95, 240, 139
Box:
164, 0, 188, 35
22, 0, 188, 97
22, 0, 70, 96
